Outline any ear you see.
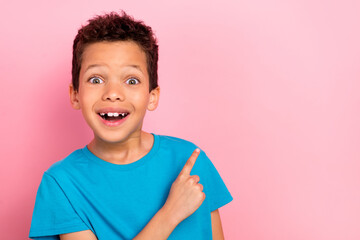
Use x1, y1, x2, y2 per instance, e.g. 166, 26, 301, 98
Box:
69, 84, 81, 110
147, 86, 160, 111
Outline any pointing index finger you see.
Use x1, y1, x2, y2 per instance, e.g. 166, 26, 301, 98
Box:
181, 148, 200, 176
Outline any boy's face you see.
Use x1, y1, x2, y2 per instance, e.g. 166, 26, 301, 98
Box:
70, 40, 160, 144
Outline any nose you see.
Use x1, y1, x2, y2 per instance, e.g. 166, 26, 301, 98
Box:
102, 81, 125, 102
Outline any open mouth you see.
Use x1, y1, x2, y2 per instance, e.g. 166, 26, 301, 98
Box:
98, 112, 130, 121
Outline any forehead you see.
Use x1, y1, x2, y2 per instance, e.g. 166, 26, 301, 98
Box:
80, 40, 147, 72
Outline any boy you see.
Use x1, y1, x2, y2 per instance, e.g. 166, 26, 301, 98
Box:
29, 11, 232, 240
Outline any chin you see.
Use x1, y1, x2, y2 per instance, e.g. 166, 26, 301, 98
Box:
94, 130, 139, 144
96, 134, 128, 144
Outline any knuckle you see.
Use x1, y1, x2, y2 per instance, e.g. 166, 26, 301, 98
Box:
178, 174, 186, 181
186, 161, 193, 168
184, 162, 190, 169
188, 175, 199, 184
197, 191, 205, 201
193, 175, 200, 182
188, 177, 195, 184
171, 179, 178, 186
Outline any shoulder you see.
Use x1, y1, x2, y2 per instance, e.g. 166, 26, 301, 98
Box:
45, 148, 87, 178
156, 134, 200, 151
155, 133, 211, 168
156, 134, 211, 160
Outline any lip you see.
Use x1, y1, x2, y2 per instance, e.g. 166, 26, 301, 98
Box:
96, 107, 130, 114
96, 107, 131, 127
97, 112, 130, 127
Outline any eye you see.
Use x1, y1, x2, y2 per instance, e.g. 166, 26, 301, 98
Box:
125, 77, 140, 85
89, 76, 104, 84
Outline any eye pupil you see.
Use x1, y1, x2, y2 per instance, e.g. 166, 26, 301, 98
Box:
90, 77, 102, 84
128, 78, 138, 85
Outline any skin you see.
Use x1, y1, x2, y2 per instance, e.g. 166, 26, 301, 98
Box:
70, 41, 159, 164
66, 40, 224, 239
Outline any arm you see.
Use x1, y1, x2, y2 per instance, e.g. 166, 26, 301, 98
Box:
60, 230, 97, 240
60, 208, 221, 240
211, 209, 225, 240
61, 149, 204, 240
60, 207, 177, 240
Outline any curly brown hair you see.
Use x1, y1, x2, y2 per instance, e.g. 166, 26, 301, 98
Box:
72, 11, 159, 92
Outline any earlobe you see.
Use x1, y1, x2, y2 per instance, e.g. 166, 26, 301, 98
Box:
147, 86, 160, 111
69, 84, 81, 110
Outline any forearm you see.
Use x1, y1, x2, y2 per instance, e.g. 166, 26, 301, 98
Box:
133, 207, 178, 240
58, 207, 177, 240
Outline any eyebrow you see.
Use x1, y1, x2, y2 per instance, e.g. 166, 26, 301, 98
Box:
125, 65, 143, 73
84, 64, 143, 73
84, 64, 105, 72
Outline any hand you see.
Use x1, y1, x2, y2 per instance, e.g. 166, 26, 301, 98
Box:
161, 148, 206, 226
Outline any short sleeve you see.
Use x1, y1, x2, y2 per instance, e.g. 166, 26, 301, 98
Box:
29, 172, 90, 239
198, 151, 233, 212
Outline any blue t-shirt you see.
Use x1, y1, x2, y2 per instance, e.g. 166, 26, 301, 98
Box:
29, 133, 233, 239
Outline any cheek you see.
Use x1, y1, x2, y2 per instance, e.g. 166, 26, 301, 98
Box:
78, 89, 97, 110
127, 87, 149, 100
132, 92, 150, 107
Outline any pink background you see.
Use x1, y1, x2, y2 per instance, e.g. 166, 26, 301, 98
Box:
1, 0, 360, 239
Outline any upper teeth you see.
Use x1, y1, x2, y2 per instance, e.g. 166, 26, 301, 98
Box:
100, 112, 127, 117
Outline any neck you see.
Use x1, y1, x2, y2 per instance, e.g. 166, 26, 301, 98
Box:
87, 130, 153, 165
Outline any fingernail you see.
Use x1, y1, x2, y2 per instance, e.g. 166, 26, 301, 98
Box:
195, 148, 200, 153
